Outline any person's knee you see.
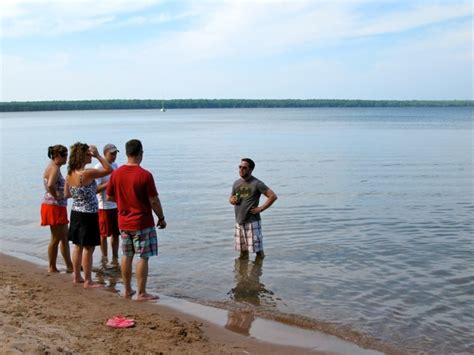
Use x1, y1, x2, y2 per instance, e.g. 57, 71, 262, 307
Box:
122, 258, 132, 266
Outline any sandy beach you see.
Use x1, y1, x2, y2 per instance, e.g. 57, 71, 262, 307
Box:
0, 253, 324, 354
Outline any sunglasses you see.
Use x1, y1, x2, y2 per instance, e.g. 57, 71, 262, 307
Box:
239, 165, 249, 170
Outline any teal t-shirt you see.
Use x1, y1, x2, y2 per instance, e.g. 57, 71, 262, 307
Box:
232, 176, 268, 224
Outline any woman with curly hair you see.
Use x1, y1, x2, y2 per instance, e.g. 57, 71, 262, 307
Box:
65, 142, 112, 288
41, 144, 74, 273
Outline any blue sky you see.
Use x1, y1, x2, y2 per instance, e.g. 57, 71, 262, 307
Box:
1, 0, 472, 101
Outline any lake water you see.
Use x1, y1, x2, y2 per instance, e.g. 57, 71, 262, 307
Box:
0, 107, 472, 354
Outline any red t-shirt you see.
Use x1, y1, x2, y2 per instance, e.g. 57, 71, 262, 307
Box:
106, 165, 158, 231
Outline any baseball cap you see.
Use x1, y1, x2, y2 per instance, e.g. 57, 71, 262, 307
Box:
103, 143, 119, 153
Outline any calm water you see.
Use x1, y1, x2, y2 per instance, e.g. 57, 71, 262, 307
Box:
0, 108, 473, 354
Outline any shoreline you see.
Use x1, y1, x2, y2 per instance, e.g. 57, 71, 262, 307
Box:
0, 253, 318, 354
1, 252, 382, 354
1, 99, 472, 113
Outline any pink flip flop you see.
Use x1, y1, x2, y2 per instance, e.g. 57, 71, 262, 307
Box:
106, 315, 135, 328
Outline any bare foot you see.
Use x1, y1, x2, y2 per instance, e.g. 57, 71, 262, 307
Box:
73, 278, 85, 284
84, 281, 103, 289
123, 289, 136, 299
48, 268, 60, 273
137, 293, 160, 301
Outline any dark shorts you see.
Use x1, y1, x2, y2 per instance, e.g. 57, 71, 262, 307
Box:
68, 210, 100, 247
98, 208, 120, 237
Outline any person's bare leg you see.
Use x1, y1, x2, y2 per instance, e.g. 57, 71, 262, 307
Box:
239, 250, 249, 259
72, 245, 84, 283
136, 257, 158, 300
83, 246, 101, 288
111, 235, 119, 266
256, 250, 265, 260
57, 224, 73, 272
48, 226, 61, 273
100, 236, 108, 265
121, 255, 135, 297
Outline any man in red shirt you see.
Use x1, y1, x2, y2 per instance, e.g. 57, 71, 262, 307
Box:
106, 139, 166, 300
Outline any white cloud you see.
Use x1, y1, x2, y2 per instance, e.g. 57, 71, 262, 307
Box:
134, 1, 473, 63
356, 2, 473, 37
1, 0, 472, 100
1, 0, 163, 37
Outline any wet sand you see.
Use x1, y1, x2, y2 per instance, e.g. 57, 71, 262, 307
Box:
0, 253, 323, 354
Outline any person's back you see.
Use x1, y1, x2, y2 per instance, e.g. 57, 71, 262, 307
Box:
110, 164, 156, 231
69, 178, 98, 213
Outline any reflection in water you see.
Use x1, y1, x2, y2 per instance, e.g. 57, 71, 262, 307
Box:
226, 257, 275, 335
228, 257, 272, 306
94, 264, 121, 292
225, 310, 255, 336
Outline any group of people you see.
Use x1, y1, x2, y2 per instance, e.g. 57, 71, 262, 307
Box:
41, 139, 277, 301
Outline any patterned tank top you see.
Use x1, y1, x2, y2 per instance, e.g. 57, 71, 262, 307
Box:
43, 172, 67, 207
69, 173, 98, 213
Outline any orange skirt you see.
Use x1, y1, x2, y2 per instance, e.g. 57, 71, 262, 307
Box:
40, 204, 68, 226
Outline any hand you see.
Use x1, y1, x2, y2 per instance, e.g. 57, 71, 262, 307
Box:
230, 195, 238, 205
55, 191, 64, 200
157, 219, 167, 229
250, 206, 263, 214
89, 145, 99, 158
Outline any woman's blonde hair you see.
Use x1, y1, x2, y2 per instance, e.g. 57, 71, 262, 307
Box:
67, 142, 89, 175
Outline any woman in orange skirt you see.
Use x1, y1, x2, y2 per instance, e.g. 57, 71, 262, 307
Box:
41, 145, 73, 273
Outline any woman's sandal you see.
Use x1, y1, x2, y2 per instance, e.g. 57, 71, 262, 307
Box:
106, 315, 135, 328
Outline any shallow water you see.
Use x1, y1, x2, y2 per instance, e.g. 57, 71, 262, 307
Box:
1, 107, 473, 354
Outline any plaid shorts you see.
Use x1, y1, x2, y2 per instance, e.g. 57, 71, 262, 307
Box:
121, 226, 158, 258
234, 221, 263, 253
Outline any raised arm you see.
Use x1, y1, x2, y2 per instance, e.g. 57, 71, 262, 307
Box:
82, 145, 113, 183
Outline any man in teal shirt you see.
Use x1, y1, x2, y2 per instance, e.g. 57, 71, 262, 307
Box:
229, 158, 278, 259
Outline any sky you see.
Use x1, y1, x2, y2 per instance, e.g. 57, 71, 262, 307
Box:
1, 0, 472, 101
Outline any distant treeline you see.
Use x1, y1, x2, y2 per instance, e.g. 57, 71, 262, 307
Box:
1, 99, 473, 112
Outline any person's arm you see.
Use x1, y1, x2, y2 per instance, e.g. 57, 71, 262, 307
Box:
83, 145, 112, 183
229, 194, 238, 205
149, 195, 166, 229
94, 163, 108, 193
96, 181, 108, 193
105, 174, 115, 202
250, 188, 278, 214
229, 186, 238, 205
64, 176, 71, 199
46, 165, 62, 200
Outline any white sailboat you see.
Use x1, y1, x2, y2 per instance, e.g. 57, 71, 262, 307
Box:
161, 99, 166, 112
